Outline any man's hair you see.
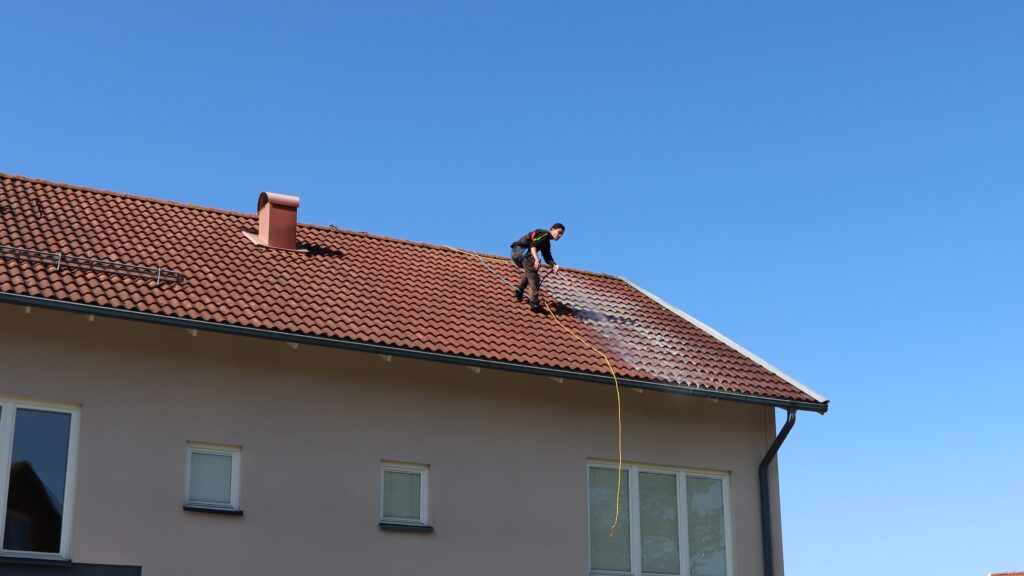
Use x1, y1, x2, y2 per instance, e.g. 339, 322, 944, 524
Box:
551, 222, 565, 232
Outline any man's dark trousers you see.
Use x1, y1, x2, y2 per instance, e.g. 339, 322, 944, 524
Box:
514, 250, 542, 306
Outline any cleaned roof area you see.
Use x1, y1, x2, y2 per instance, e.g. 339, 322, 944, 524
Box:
0, 172, 827, 411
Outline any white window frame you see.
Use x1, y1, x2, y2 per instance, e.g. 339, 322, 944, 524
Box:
587, 461, 734, 576
0, 399, 81, 561
380, 462, 429, 526
185, 443, 241, 511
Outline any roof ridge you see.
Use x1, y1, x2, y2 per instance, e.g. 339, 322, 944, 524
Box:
0, 171, 256, 222
0, 171, 617, 280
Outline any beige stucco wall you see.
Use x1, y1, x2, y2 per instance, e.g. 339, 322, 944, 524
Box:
0, 302, 786, 575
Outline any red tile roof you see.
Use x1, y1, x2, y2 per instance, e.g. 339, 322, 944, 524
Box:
0, 173, 827, 411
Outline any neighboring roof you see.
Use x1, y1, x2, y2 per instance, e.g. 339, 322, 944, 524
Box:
992, 573, 1024, 576
0, 172, 827, 412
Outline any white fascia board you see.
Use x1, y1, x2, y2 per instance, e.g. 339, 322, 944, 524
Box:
620, 277, 829, 405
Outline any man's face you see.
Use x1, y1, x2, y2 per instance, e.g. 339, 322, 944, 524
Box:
551, 227, 564, 240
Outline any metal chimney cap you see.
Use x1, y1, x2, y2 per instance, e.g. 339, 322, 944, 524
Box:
258, 192, 300, 211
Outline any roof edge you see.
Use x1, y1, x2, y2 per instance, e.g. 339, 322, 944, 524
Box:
619, 277, 829, 407
0, 291, 828, 413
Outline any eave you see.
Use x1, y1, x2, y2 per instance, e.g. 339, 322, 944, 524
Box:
1, 291, 829, 414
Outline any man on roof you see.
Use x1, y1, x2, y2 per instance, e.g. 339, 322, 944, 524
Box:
511, 223, 565, 313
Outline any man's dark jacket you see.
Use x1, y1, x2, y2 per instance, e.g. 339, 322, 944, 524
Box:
511, 229, 556, 265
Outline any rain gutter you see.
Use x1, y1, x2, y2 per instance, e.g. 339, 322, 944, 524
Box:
0, 292, 828, 413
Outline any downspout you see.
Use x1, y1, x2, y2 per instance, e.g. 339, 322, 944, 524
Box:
759, 408, 796, 576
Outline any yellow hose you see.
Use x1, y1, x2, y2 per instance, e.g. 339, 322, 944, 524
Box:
442, 245, 624, 536
541, 301, 623, 536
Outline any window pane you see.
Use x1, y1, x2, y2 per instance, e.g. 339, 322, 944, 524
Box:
589, 467, 630, 572
640, 472, 680, 575
687, 476, 727, 576
383, 470, 421, 521
4, 408, 72, 553
189, 452, 233, 505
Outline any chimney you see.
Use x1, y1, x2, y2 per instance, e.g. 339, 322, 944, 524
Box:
242, 192, 302, 251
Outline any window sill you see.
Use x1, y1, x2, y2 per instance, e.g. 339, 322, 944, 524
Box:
183, 504, 244, 516
379, 521, 433, 533
0, 554, 72, 566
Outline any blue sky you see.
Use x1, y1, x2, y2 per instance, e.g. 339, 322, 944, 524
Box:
3, 2, 1022, 574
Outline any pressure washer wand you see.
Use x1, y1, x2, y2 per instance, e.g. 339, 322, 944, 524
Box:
556, 269, 573, 287
542, 267, 573, 288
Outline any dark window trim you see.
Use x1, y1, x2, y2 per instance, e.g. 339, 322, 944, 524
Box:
379, 522, 433, 533
183, 504, 244, 516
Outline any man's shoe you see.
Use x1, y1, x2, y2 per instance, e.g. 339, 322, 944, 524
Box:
530, 302, 543, 313
515, 288, 524, 302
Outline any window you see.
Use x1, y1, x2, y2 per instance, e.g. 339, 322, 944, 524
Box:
185, 444, 241, 512
380, 463, 428, 527
0, 400, 79, 560
588, 464, 731, 576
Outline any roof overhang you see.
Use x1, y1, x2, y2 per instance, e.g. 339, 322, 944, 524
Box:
0, 291, 829, 414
